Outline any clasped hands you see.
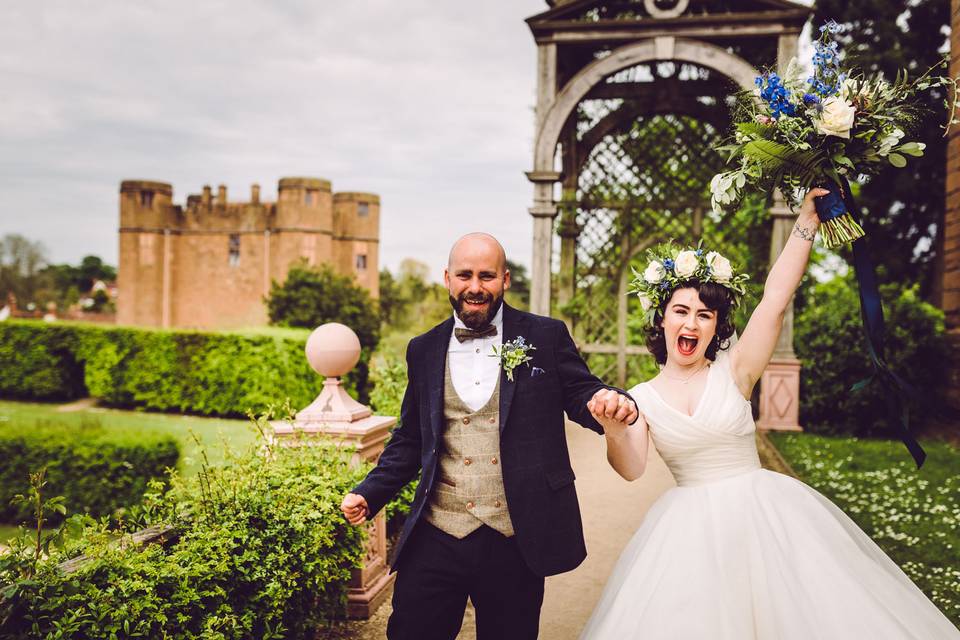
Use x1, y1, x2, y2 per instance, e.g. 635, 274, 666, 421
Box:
587, 389, 639, 434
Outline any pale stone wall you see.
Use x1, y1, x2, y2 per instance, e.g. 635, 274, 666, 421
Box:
117, 177, 380, 329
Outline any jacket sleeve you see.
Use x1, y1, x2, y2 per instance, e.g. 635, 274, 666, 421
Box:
352, 341, 424, 518
554, 321, 639, 434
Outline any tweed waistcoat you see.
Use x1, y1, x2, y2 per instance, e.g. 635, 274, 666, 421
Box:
423, 356, 515, 538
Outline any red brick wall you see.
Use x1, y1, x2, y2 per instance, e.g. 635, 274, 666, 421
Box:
945, 0, 960, 411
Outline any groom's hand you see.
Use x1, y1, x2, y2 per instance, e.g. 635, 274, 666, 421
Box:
587, 389, 638, 425
341, 493, 369, 525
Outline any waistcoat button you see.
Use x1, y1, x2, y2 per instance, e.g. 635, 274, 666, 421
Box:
490, 457, 498, 465
464, 458, 472, 465
462, 417, 470, 425
466, 501, 475, 509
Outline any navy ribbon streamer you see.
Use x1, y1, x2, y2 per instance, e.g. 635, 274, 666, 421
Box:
814, 177, 926, 468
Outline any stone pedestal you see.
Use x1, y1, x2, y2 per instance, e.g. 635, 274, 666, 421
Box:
757, 357, 803, 431
269, 322, 397, 619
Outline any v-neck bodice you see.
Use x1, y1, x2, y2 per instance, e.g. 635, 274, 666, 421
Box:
631, 349, 760, 486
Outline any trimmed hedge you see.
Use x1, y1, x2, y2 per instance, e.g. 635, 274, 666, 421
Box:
0, 418, 179, 522
0, 429, 369, 639
0, 320, 364, 418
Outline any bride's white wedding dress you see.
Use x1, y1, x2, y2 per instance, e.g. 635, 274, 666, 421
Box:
580, 349, 959, 639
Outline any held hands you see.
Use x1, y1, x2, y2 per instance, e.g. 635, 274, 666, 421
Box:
340, 493, 369, 526
587, 389, 639, 436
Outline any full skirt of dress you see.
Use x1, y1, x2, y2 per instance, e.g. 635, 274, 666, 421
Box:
579, 468, 959, 639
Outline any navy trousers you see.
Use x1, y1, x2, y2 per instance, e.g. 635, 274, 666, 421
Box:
387, 521, 545, 640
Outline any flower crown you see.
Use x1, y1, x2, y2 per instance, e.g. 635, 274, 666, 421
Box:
628, 241, 749, 328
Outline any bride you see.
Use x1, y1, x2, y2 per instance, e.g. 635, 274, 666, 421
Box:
580, 187, 959, 638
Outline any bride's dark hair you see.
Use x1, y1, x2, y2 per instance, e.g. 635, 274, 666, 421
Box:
646, 280, 736, 365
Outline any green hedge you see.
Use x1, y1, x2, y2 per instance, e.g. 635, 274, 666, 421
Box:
0, 418, 179, 522
0, 320, 366, 418
0, 429, 369, 639
794, 277, 948, 437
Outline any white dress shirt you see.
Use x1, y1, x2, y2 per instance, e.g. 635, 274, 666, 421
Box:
448, 304, 504, 411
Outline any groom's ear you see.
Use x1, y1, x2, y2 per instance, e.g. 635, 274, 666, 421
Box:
503, 269, 511, 290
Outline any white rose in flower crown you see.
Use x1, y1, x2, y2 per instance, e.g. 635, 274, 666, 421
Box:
814, 96, 856, 139
674, 251, 699, 278
705, 251, 733, 282
643, 261, 665, 284
638, 294, 653, 311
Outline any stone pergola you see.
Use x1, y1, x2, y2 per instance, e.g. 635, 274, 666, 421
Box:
524, 0, 811, 429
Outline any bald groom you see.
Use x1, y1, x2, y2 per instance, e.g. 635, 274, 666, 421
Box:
341, 233, 638, 640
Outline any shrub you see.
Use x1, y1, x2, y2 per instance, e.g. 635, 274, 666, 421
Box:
0, 417, 179, 523
266, 264, 380, 403
369, 356, 417, 527
793, 276, 948, 437
0, 423, 370, 639
0, 321, 367, 418
0, 321, 86, 400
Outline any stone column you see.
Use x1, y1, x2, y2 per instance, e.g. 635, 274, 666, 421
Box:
527, 172, 562, 316
270, 323, 396, 618
758, 192, 803, 431
944, 0, 960, 414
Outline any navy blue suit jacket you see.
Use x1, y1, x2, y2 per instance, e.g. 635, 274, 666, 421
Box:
353, 304, 633, 577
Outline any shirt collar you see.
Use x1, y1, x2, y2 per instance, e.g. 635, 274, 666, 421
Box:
452, 301, 504, 331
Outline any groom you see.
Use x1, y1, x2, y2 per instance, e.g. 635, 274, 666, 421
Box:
340, 233, 638, 640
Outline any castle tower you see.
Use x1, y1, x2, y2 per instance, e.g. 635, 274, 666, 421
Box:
273, 177, 334, 283
333, 192, 380, 297
117, 180, 175, 326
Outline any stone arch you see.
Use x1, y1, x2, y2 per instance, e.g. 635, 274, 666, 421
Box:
533, 37, 758, 174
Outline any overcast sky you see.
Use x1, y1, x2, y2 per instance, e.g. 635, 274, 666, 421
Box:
0, 1, 813, 282
0, 0, 554, 280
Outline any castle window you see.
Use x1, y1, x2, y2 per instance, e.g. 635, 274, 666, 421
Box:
304, 190, 317, 206
140, 191, 154, 208
358, 202, 369, 217
355, 254, 367, 272
228, 234, 240, 267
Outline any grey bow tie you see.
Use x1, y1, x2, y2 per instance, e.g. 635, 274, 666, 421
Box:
454, 325, 498, 343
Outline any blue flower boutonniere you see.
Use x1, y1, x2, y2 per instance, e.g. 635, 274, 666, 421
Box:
490, 336, 536, 382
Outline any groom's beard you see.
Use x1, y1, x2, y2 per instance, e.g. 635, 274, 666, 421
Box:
449, 291, 503, 329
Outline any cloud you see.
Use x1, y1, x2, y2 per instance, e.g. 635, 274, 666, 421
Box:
0, 0, 546, 279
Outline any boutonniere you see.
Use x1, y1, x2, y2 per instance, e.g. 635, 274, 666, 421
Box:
490, 336, 536, 382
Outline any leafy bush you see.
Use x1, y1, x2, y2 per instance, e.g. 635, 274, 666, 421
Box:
0, 417, 179, 523
793, 276, 947, 436
0, 322, 85, 400
266, 264, 379, 403
0, 320, 365, 418
0, 422, 370, 639
771, 432, 960, 626
369, 356, 417, 526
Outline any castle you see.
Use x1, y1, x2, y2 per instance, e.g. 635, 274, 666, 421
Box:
117, 177, 380, 329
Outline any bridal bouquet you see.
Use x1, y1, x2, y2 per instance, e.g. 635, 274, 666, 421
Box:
710, 19, 958, 249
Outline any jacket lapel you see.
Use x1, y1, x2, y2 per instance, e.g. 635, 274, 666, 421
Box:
498, 304, 526, 435
427, 317, 454, 441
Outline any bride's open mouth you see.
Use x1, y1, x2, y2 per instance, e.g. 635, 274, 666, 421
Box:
677, 334, 698, 356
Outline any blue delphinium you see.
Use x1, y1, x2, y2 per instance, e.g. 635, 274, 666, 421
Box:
756, 73, 797, 119
808, 22, 845, 97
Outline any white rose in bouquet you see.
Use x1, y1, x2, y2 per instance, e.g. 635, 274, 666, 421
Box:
643, 261, 665, 284
814, 96, 856, 139
638, 294, 653, 311
674, 251, 699, 278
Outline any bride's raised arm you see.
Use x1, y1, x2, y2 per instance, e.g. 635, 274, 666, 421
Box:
730, 187, 829, 396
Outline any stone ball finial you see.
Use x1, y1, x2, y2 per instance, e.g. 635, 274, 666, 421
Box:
305, 322, 361, 377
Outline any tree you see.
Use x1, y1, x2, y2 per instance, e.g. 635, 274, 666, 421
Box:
0, 234, 49, 306
811, 0, 950, 297
266, 263, 380, 348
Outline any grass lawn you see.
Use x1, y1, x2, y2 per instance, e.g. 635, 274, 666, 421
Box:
770, 432, 960, 627
0, 399, 257, 543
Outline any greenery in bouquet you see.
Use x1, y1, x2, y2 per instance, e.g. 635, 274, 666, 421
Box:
710, 19, 959, 248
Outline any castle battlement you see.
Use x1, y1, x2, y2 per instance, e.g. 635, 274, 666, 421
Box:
117, 177, 381, 329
